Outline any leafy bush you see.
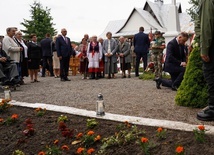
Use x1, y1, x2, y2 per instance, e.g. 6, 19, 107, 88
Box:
175, 47, 208, 108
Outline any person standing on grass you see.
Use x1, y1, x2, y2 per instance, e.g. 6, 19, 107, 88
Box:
196, 0, 214, 121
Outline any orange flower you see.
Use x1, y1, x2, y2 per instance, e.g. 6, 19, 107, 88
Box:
176, 146, 184, 153
0, 118, 3, 122
35, 107, 42, 112
94, 135, 101, 141
11, 114, 18, 119
76, 147, 85, 154
157, 127, 163, 132
77, 132, 83, 138
87, 130, 95, 136
87, 148, 95, 154
61, 145, 69, 150
38, 151, 45, 155
141, 137, 148, 143
198, 125, 205, 131
53, 139, 59, 145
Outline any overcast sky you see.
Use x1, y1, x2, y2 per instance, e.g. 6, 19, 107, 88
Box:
0, 0, 191, 42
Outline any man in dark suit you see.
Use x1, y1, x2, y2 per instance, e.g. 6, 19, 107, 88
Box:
40, 33, 54, 77
156, 32, 189, 90
56, 28, 75, 81
133, 27, 150, 76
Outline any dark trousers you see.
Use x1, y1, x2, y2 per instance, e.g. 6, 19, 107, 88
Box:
135, 53, 148, 76
203, 46, 214, 108
60, 56, 70, 79
162, 67, 185, 88
42, 56, 54, 76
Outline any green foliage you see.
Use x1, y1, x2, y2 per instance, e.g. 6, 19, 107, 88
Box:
175, 47, 208, 108
12, 150, 25, 155
98, 123, 145, 154
86, 119, 98, 129
186, 0, 199, 21
20, 1, 57, 41
139, 72, 170, 80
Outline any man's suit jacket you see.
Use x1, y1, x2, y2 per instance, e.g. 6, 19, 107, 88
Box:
102, 38, 118, 63
40, 37, 53, 57
56, 36, 74, 58
164, 38, 186, 73
133, 32, 150, 54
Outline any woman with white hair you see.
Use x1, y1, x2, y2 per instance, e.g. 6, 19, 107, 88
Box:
87, 35, 102, 80
14, 31, 29, 84
118, 36, 131, 78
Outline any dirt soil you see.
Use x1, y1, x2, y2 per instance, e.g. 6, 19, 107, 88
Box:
0, 75, 214, 126
1, 106, 214, 155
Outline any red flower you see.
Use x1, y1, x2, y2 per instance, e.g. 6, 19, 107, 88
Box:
87, 148, 95, 154
198, 125, 205, 131
141, 137, 148, 143
58, 122, 67, 131
76, 147, 85, 154
176, 146, 184, 153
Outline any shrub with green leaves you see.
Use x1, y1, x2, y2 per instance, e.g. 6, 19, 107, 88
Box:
175, 47, 208, 108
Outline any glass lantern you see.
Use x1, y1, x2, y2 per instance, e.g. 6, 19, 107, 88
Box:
96, 93, 105, 116
4, 86, 11, 100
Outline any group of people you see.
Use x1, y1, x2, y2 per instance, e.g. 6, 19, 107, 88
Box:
76, 32, 133, 80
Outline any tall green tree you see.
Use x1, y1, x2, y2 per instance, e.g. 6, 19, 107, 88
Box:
21, 1, 57, 41
186, 0, 199, 21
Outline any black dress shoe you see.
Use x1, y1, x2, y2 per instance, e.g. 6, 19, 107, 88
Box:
65, 78, 71, 81
135, 74, 139, 77
197, 107, 214, 121
61, 78, 66, 82
155, 78, 161, 89
171, 85, 178, 91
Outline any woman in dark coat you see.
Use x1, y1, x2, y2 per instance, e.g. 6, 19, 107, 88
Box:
27, 34, 42, 83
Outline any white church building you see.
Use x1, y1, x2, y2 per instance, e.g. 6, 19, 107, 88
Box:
100, 0, 194, 44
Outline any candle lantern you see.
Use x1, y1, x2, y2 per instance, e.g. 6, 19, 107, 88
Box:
4, 86, 11, 100
96, 93, 105, 116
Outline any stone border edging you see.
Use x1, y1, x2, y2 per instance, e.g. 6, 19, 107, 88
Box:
10, 100, 214, 135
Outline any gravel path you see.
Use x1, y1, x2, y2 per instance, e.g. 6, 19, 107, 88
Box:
2, 73, 214, 126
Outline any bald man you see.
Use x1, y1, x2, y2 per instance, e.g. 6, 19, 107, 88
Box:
56, 28, 75, 81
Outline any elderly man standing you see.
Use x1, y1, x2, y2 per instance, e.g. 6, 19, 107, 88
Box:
196, 0, 214, 121
118, 36, 131, 78
2, 27, 23, 81
103, 32, 118, 79
56, 28, 75, 81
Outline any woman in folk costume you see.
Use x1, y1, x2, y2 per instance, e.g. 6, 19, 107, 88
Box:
87, 35, 103, 80
103, 32, 118, 79
118, 36, 131, 78
78, 38, 88, 79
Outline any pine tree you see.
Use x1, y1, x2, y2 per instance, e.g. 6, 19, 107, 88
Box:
186, 0, 199, 21
20, 1, 57, 41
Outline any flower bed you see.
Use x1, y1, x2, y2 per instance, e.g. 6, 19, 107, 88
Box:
0, 101, 214, 155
